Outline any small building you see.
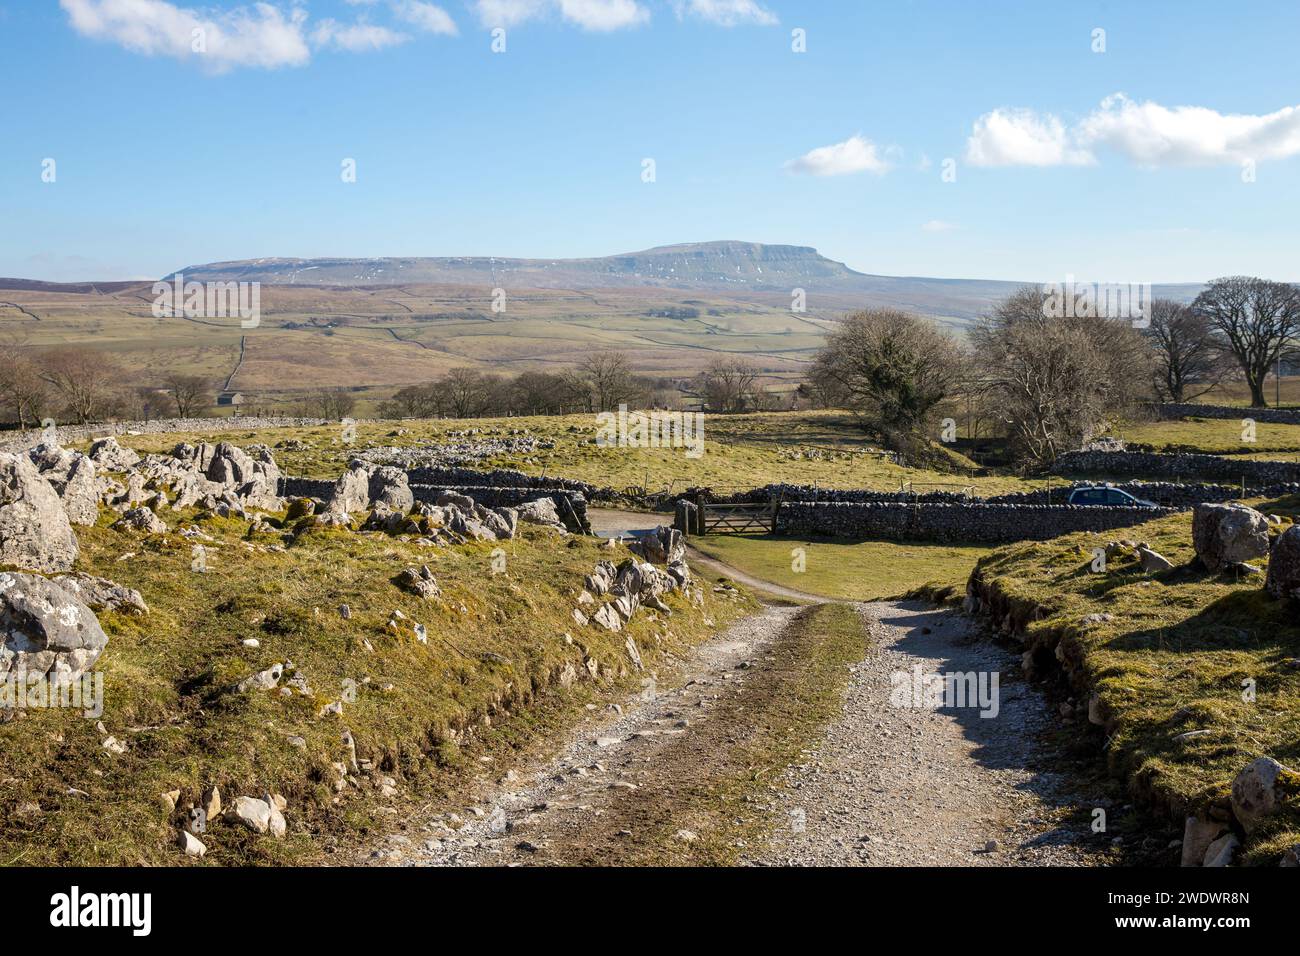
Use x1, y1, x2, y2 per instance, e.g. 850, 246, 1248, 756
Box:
217, 392, 244, 406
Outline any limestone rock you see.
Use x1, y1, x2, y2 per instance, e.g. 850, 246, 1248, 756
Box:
0, 571, 108, 681
112, 506, 167, 534
231, 795, 272, 834
176, 829, 207, 857
1266, 525, 1300, 600
1136, 545, 1174, 572
0, 453, 80, 572
368, 466, 414, 512
1193, 503, 1269, 572
52, 572, 148, 616
591, 604, 623, 632
1180, 815, 1227, 867
1203, 832, 1240, 867
396, 565, 441, 600
1230, 756, 1292, 833
88, 437, 140, 471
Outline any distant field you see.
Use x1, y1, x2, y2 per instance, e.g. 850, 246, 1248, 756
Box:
0, 281, 846, 412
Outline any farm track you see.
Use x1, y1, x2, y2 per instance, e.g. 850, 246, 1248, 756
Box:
364, 509, 1115, 867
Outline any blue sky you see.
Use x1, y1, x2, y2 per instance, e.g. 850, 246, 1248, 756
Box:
2, 0, 1298, 283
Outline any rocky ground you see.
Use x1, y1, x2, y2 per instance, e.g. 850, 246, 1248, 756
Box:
755, 602, 1115, 866
363, 588, 1123, 867
369, 605, 799, 866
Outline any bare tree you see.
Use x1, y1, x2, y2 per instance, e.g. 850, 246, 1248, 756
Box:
380, 384, 441, 419
1193, 276, 1300, 407
695, 358, 763, 413
163, 373, 211, 418
1144, 298, 1226, 402
0, 352, 50, 429
810, 308, 964, 453
509, 371, 567, 415
970, 287, 1149, 468
306, 388, 357, 419
579, 351, 643, 412
437, 368, 496, 418
38, 347, 122, 424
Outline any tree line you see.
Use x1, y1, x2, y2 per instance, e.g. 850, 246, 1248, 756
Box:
808, 276, 1300, 469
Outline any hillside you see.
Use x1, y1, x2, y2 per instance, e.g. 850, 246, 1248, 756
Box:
167, 242, 1203, 323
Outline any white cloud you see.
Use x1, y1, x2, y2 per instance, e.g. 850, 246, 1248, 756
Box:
558, 0, 648, 31
312, 19, 409, 52
965, 108, 1093, 167
472, 0, 646, 30
786, 135, 892, 176
967, 94, 1300, 168
472, 0, 545, 27
1077, 93, 1300, 166
675, 0, 777, 26
921, 220, 957, 233
59, 0, 311, 71
390, 0, 458, 35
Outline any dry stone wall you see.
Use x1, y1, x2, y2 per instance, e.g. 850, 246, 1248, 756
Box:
774, 501, 1176, 543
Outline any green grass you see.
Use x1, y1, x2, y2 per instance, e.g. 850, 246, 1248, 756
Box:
1105, 416, 1300, 457
101, 410, 1048, 498
969, 497, 1300, 863
0, 506, 756, 865
691, 534, 991, 601
587, 602, 871, 865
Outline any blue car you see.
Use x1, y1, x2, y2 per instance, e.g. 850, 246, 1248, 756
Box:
1067, 486, 1159, 508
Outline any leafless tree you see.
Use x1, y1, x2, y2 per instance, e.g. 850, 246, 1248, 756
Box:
0, 351, 50, 429
307, 388, 357, 420
437, 368, 497, 418
380, 384, 441, 419
579, 351, 643, 412
38, 347, 123, 424
162, 373, 211, 418
509, 370, 568, 415
695, 358, 764, 413
970, 287, 1149, 468
1144, 298, 1227, 402
810, 308, 964, 453
1192, 276, 1300, 407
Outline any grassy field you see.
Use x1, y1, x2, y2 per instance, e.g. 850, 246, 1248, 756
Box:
968, 499, 1300, 864
1105, 416, 1300, 457
93, 410, 1050, 498
0, 281, 848, 413
692, 534, 991, 601
0, 507, 755, 865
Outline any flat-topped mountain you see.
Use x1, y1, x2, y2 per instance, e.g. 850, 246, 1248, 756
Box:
168, 241, 883, 291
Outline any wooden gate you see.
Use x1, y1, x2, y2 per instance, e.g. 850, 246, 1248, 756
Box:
700, 498, 779, 534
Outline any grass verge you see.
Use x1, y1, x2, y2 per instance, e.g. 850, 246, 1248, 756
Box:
0, 508, 755, 865
966, 497, 1300, 864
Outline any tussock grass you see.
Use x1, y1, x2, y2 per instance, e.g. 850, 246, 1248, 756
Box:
969, 496, 1300, 863
0, 509, 755, 865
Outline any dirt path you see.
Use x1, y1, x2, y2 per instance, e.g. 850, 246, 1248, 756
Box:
366, 512, 1117, 867
389, 605, 802, 866
755, 602, 1112, 866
